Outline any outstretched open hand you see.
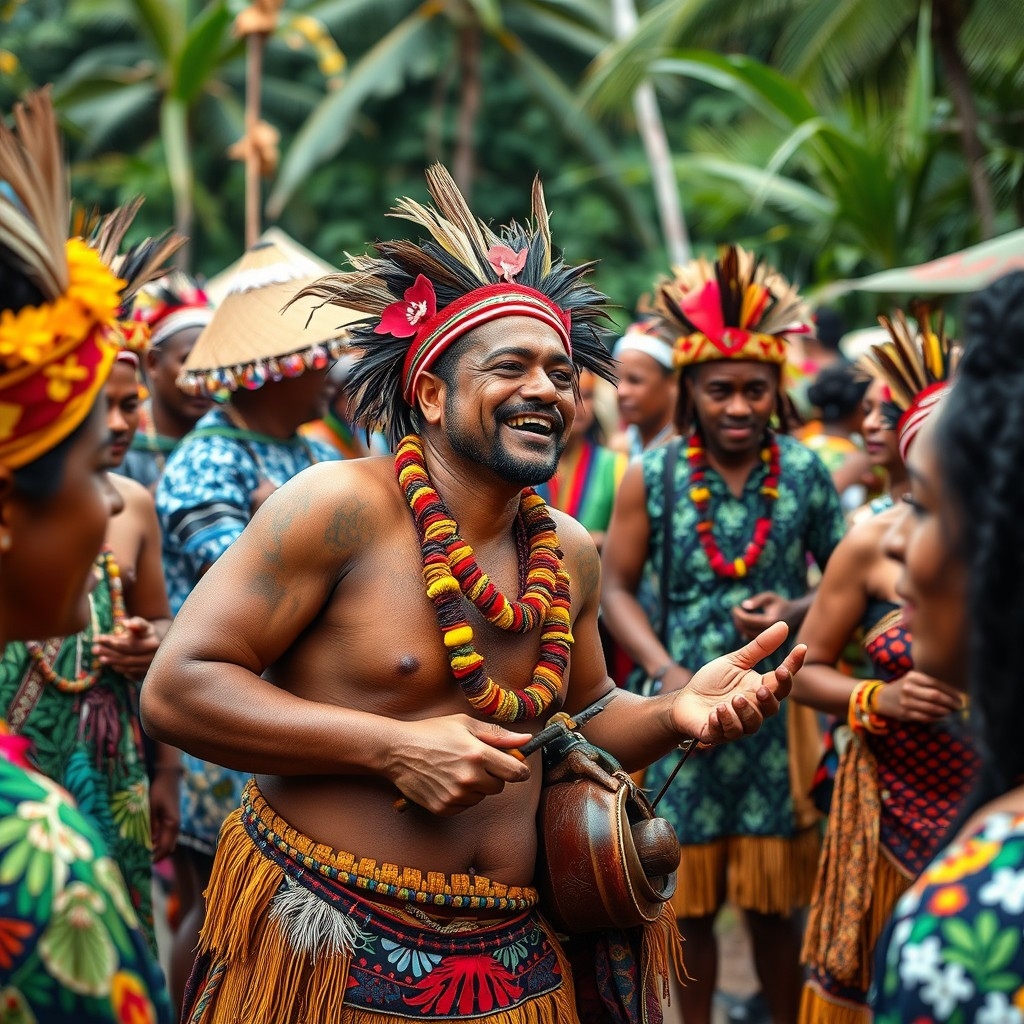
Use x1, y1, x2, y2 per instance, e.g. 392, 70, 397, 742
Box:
670, 621, 805, 746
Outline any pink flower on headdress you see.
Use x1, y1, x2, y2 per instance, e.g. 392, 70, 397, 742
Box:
487, 245, 528, 283
376, 274, 437, 338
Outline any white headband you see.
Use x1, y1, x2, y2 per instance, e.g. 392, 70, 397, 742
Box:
150, 308, 214, 348
612, 330, 675, 370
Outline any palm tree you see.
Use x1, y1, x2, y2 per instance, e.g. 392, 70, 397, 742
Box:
54, 0, 342, 264
604, 18, 979, 282
265, 0, 658, 248
583, 0, 1019, 240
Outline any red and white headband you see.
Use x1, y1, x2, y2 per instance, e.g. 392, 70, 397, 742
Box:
374, 245, 572, 404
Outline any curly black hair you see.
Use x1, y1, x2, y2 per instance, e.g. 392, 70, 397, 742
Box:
936, 270, 1024, 799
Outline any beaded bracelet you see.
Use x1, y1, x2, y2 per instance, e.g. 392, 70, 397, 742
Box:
848, 679, 888, 734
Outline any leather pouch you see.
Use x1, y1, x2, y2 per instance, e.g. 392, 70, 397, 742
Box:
535, 723, 680, 933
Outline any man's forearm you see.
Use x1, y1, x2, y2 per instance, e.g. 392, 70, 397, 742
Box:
578, 688, 690, 774
141, 661, 405, 779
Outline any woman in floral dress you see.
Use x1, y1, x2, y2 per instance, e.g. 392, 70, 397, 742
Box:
873, 271, 1024, 1021
0, 89, 172, 1022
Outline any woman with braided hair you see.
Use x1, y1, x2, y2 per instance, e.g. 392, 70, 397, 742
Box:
872, 271, 1024, 1020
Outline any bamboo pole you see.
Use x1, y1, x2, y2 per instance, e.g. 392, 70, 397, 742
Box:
245, 32, 266, 248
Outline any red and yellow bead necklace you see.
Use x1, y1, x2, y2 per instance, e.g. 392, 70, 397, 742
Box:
26, 547, 126, 693
687, 430, 781, 579
396, 434, 572, 722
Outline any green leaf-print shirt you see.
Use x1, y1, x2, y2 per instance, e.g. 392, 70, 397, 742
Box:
0, 754, 171, 1023
874, 810, 1024, 1022
639, 434, 845, 843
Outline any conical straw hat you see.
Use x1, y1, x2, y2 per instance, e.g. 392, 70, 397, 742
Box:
178, 233, 363, 395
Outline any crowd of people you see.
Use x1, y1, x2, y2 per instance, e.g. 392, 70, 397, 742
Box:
2, 86, 1023, 1024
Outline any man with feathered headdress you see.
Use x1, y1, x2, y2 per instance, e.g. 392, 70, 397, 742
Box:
143, 168, 804, 1024
602, 245, 847, 1024
119, 271, 214, 489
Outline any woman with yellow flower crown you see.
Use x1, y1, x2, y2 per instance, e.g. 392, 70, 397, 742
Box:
0, 89, 173, 1023
0, 197, 183, 954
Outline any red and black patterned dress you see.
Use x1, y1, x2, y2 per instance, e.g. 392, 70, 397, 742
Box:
862, 603, 978, 878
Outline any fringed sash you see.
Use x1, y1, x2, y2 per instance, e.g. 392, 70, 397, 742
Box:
802, 732, 901, 992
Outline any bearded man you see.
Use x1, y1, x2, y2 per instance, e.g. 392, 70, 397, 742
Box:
143, 168, 804, 1024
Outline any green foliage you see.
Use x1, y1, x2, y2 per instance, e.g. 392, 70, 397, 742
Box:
1, 0, 1021, 326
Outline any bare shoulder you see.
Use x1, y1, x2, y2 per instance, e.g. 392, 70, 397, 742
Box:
842, 506, 899, 559
249, 454, 398, 561
549, 507, 601, 605
111, 473, 155, 513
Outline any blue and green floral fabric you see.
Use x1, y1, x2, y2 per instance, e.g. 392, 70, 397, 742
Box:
640, 434, 845, 843
874, 810, 1024, 1022
0, 752, 171, 1023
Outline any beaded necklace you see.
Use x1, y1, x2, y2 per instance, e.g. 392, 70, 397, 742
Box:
687, 430, 781, 579
26, 548, 126, 693
395, 434, 572, 722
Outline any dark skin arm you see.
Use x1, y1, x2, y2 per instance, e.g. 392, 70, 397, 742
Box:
94, 482, 172, 676
793, 511, 962, 721
141, 465, 532, 818
600, 463, 693, 693
96, 478, 179, 859
562, 513, 802, 771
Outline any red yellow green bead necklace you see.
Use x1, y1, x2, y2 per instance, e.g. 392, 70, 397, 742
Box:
687, 430, 781, 579
396, 434, 572, 722
26, 547, 126, 693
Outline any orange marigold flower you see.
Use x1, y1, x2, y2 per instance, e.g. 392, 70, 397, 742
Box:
927, 884, 969, 917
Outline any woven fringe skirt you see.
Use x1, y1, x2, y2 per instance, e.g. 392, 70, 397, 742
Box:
670, 826, 822, 919
183, 781, 578, 1024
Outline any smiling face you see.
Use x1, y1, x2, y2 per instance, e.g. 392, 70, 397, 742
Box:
425, 316, 576, 487
685, 361, 778, 457
105, 359, 142, 467
883, 415, 968, 689
0, 400, 124, 644
861, 377, 901, 470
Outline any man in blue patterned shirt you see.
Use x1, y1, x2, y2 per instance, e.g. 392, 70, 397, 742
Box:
154, 236, 352, 1005
603, 246, 846, 1024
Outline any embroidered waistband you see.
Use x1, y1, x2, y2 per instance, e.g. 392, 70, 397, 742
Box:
241, 779, 539, 914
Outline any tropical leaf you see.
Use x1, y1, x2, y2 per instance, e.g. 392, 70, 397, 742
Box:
170, 0, 234, 105
673, 154, 835, 222
160, 94, 192, 235
267, 11, 439, 218
500, 36, 658, 249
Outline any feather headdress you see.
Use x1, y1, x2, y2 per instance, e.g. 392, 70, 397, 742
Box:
0, 88, 124, 468
293, 164, 616, 448
655, 244, 812, 368
131, 271, 213, 349
85, 198, 186, 355
861, 303, 959, 461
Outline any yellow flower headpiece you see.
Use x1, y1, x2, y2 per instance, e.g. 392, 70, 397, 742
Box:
0, 89, 125, 468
